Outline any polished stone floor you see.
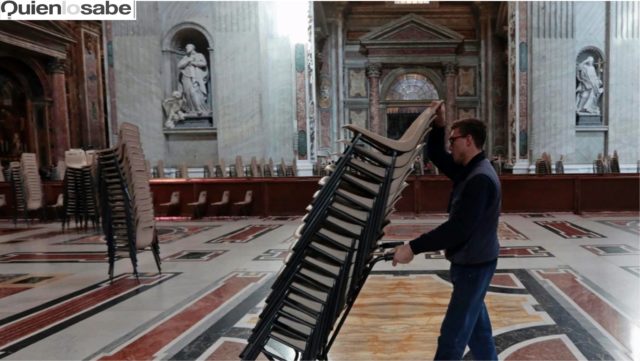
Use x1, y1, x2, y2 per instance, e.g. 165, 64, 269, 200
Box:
0, 212, 638, 360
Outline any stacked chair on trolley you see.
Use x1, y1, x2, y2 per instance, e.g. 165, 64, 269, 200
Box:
61, 149, 99, 230
8, 153, 45, 225
96, 122, 161, 280
240, 100, 442, 361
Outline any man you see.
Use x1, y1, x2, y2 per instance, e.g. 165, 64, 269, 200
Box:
392, 106, 501, 361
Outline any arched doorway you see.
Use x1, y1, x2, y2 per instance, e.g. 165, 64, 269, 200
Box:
0, 59, 48, 168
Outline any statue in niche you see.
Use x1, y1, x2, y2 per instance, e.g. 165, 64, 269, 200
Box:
162, 91, 186, 128
576, 56, 604, 115
177, 44, 209, 115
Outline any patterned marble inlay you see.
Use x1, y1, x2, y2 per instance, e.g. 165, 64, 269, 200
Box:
424, 246, 553, 259
382, 223, 438, 240
502, 335, 585, 360
207, 225, 281, 244
162, 250, 227, 262
520, 213, 555, 218
534, 269, 638, 359
580, 244, 640, 256
0, 252, 115, 263
0, 273, 66, 300
93, 272, 267, 361
57, 226, 218, 245
596, 219, 640, 235
499, 222, 529, 240
621, 266, 640, 277
0, 227, 42, 236
260, 216, 301, 221
0, 273, 178, 357
253, 249, 289, 261
534, 221, 605, 239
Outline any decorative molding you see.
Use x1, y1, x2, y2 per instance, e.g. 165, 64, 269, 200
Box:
47, 58, 66, 74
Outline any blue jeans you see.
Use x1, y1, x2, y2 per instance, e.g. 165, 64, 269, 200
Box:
434, 259, 498, 360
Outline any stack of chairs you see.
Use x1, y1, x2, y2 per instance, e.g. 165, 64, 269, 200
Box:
61, 149, 99, 230
240, 101, 441, 361
96, 122, 161, 279
8, 162, 27, 225
8, 154, 45, 225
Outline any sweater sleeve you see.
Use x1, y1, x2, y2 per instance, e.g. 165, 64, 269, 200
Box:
427, 126, 461, 180
408, 174, 494, 254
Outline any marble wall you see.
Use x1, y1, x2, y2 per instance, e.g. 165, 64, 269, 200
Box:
111, 2, 297, 167
528, 1, 639, 170
608, 1, 640, 166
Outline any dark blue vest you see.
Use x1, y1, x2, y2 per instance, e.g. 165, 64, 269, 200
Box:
446, 159, 501, 264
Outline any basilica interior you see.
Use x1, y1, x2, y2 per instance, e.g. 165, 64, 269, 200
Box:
0, 2, 639, 361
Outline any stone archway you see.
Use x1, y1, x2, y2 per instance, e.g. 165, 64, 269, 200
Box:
0, 58, 48, 167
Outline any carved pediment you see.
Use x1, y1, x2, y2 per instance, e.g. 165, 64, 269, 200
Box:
360, 13, 464, 43
0, 21, 75, 59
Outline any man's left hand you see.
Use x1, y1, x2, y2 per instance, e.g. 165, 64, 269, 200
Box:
392, 243, 414, 266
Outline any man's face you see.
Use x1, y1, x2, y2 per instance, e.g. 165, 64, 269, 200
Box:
448, 129, 470, 165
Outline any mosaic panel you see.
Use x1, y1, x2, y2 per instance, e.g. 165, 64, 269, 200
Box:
534, 221, 605, 239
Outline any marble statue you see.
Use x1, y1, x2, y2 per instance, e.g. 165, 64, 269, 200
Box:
177, 44, 209, 114
162, 91, 186, 128
576, 56, 604, 115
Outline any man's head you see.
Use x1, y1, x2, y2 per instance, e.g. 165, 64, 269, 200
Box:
448, 118, 486, 165
185, 44, 195, 53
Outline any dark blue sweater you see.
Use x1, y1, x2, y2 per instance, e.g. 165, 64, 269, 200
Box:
409, 126, 501, 265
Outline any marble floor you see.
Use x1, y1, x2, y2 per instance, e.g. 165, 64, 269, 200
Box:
0, 212, 638, 361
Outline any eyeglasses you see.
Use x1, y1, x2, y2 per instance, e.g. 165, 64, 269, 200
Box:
448, 135, 466, 145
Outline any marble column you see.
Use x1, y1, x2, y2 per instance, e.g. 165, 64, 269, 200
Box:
366, 63, 382, 134
47, 58, 70, 163
443, 62, 458, 122
478, 3, 495, 156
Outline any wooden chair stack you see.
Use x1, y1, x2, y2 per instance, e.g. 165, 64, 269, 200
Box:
96, 122, 160, 280
240, 101, 441, 361
61, 149, 99, 230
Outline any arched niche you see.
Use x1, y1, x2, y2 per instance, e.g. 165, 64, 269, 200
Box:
161, 22, 214, 128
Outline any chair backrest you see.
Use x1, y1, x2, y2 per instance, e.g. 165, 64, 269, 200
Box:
0, 194, 5, 207
197, 190, 207, 203
244, 190, 253, 202
221, 190, 230, 203
170, 191, 180, 204
56, 193, 64, 207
